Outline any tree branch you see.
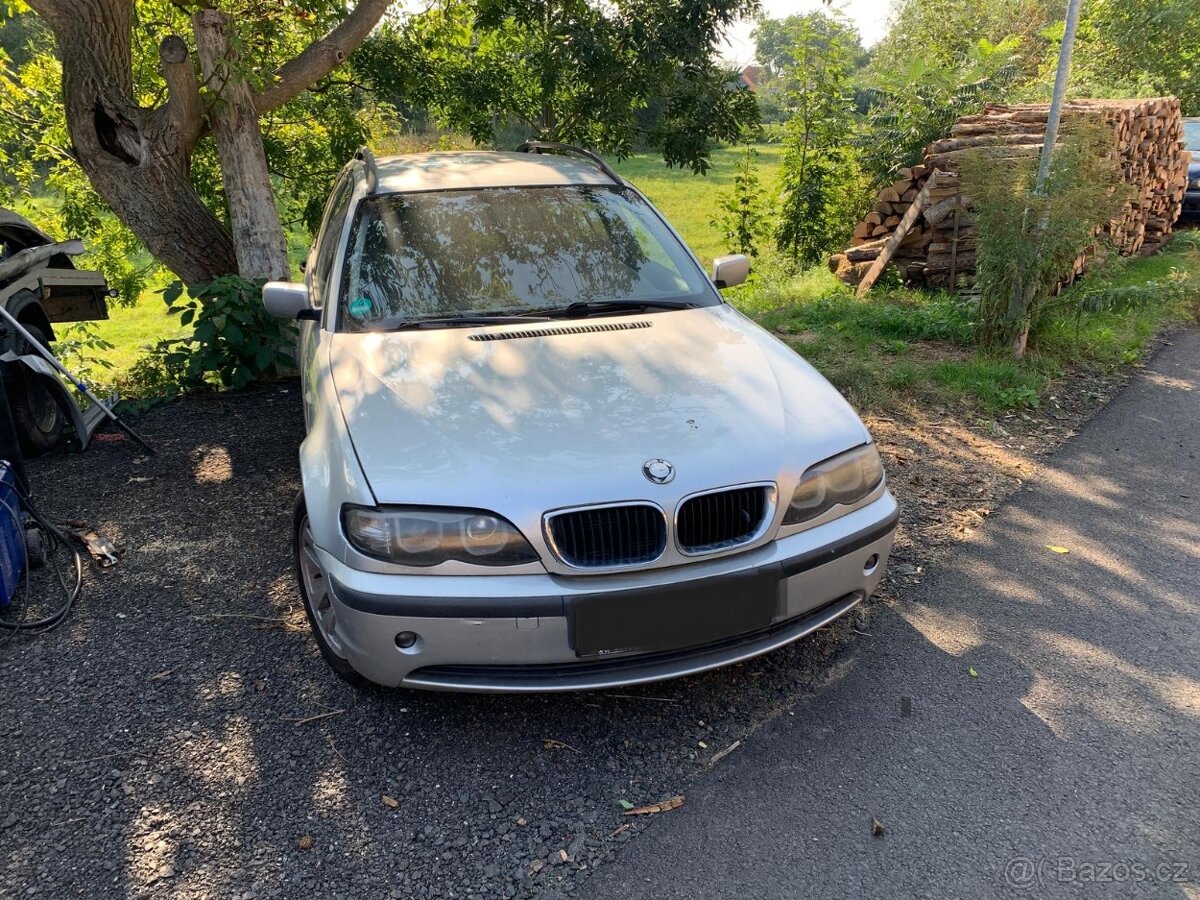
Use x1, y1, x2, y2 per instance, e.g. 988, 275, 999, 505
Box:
153, 35, 206, 149
254, 0, 391, 114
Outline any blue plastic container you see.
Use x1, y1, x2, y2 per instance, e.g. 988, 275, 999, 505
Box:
0, 460, 23, 608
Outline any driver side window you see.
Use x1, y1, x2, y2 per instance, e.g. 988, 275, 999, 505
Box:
310, 173, 355, 308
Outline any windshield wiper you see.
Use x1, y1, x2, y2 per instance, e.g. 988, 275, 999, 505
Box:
538, 299, 698, 319
381, 313, 553, 331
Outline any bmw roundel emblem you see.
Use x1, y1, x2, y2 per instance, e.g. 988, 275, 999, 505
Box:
643, 458, 675, 484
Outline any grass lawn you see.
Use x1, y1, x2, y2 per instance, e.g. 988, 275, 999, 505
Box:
741, 231, 1200, 414
88, 289, 186, 375
610, 145, 784, 266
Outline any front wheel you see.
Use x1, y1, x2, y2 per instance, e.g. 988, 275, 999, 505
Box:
293, 496, 369, 688
5, 323, 66, 455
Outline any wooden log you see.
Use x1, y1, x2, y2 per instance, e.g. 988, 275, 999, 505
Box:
923, 195, 966, 227
856, 171, 940, 299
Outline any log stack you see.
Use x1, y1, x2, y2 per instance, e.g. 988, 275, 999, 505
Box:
830, 98, 1190, 289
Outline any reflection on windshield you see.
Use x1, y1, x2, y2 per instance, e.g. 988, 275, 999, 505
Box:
337, 185, 714, 331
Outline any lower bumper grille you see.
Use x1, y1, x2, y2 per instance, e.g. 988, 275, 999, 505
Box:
546, 503, 666, 568
677, 485, 771, 554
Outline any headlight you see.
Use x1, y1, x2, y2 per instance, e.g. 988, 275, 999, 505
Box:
782, 444, 885, 526
342, 506, 538, 566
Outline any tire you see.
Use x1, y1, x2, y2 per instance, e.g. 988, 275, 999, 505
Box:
5, 323, 66, 456
293, 495, 371, 688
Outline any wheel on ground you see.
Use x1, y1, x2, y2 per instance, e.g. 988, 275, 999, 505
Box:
5, 323, 66, 455
293, 495, 370, 688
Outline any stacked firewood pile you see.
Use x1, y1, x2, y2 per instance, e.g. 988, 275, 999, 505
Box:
830, 98, 1191, 291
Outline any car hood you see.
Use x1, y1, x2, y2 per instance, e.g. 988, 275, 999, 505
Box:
330, 305, 870, 512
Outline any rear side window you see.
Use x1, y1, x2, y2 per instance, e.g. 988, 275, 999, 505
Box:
310, 173, 355, 307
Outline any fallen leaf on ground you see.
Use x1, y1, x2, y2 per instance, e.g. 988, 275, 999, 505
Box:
558, 849, 569, 862
871, 817, 885, 837
381, 794, 400, 809
298, 835, 314, 850
623, 795, 684, 816
610, 823, 632, 838
968, 667, 979, 678
542, 738, 580, 752
1046, 545, 1070, 554
617, 799, 634, 810
516, 816, 528, 826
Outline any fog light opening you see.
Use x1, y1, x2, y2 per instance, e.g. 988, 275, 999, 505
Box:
863, 554, 880, 575
394, 631, 422, 654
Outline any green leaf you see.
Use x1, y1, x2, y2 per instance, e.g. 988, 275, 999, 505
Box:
255, 345, 273, 370
162, 281, 184, 306
180, 308, 195, 327
617, 799, 634, 810
968, 667, 979, 678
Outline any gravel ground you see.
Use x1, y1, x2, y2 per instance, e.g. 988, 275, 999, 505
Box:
0, 344, 1149, 899
1, 385, 868, 900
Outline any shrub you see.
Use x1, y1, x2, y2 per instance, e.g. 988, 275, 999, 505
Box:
53, 322, 115, 386
711, 146, 773, 258
958, 121, 1133, 354
1076, 268, 1194, 315
775, 135, 872, 269
153, 276, 297, 391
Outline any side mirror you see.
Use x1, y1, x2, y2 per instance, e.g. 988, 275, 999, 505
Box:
712, 254, 750, 289
263, 281, 317, 321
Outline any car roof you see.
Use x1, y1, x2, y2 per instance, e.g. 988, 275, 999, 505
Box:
372, 151, 620, 194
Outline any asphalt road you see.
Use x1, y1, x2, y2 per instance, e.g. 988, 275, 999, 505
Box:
578, 330, 1200, 899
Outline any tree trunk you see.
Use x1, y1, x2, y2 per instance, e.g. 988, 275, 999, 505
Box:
28, 0, 391, 285
27, 0, 237, 284
193, 9, 290, 282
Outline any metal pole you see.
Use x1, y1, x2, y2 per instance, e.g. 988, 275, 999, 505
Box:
1035, 0, 1084, 194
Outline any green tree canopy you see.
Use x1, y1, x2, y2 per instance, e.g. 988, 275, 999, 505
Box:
365, 0, 760, 173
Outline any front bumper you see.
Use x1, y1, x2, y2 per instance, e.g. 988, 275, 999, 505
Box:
316, 492, 899, 691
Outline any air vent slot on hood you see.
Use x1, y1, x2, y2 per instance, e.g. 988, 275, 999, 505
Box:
468, 321, 653, 342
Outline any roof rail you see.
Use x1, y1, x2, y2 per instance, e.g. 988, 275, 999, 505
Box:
515, 141, 624, 186
354, 146, 378, 194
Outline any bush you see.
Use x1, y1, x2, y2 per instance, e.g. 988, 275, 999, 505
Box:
152, 276, 297, 391
775, 136, 872, 269
959, 121, 1132, 354
711, 146, 773, 258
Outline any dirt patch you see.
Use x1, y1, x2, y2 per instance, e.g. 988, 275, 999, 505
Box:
904, 339, 976, 363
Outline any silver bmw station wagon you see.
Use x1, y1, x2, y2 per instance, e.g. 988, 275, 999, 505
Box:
263, 142, 898, 691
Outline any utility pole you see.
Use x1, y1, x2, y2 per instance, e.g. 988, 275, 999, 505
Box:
1010, 0, 1083, 359
1035, 0, 1084, 194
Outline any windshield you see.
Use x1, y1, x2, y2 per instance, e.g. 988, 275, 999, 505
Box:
336, 185, 716, 331
1185, 120, 1200, 151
